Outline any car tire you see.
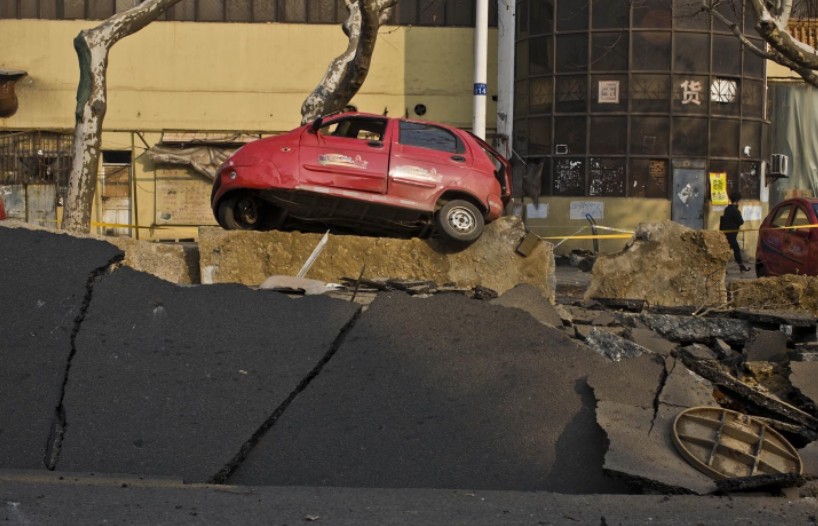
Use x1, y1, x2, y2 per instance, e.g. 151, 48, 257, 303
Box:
435, 199, 484, 243
218, 193, 263, 230
755, 262, 767, 278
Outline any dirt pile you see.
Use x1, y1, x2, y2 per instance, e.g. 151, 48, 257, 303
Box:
198, 216, 556, 300
585, 220, 732, 307
730, 275, 818, 317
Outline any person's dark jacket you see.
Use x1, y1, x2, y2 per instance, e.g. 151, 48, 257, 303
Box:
720, 203, 744, 231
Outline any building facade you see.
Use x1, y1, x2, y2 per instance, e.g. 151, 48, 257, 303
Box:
511, 0, 769, 253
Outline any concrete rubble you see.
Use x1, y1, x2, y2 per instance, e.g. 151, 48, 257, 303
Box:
2, 220, 818, 505
585, 220, 732, 307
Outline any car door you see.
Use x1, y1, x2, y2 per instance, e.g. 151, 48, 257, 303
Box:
759, 204, 792, 275
782, 204, 813, 274
388, 120, 474, 209
298, 115, 390, 194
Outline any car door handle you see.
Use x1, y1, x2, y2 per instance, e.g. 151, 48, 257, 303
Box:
451, 155, 466, 162
367, 140, 384, 148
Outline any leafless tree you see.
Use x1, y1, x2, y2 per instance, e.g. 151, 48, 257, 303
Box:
301, 0, 398, 124
62, 0, 183, 233
702, 0, 818, 87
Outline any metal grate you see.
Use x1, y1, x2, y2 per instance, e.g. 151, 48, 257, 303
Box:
0, 131, 73, 199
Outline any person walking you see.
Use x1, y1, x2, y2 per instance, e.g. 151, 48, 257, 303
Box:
720, 191, 750, 272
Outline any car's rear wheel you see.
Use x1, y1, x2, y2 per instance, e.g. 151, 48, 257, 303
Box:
435, 199, 484, 243
218, 193, 262, 230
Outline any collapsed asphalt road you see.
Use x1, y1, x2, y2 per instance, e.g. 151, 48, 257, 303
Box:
2, 224, 818, 524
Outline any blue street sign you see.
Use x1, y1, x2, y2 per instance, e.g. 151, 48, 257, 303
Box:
474, 83, 487, 96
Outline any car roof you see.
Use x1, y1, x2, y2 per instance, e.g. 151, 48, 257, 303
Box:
777, 197, 818, 206
332, 112, 461, 131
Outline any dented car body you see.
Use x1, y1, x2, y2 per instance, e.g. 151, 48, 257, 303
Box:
755, 197, 818, 277
211, 112, 511, 243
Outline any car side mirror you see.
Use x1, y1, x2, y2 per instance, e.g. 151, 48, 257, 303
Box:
310, 117, 323, 134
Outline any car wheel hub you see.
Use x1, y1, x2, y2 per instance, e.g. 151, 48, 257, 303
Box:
448, 206, 475, 233
238, 199, 259, 224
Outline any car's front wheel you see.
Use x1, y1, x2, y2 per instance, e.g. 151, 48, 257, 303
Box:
435, 199, 484, 243
218, 193, 263, 230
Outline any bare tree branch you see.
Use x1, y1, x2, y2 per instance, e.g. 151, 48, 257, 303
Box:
703, 0, 818, 86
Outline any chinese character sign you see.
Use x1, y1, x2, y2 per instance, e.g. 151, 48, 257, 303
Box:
680, 80, 702, 106
709, 172, 728, 205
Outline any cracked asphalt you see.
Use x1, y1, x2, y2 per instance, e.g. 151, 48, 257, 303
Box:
2, 225, 816, 524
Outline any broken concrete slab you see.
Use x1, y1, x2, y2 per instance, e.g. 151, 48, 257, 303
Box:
589, 355, 718, 494
0, 225, 123, 470
198, 216, 556, 301
583, 328, 650, 362
231, 292, 628, 494
640, 313, 750, 345
56, 267, 360, 482
628, 328, 678, 357
679, 343, 719, 362
730, 276, 818, 318
575, 324, 625, 341
790, 362, 818, 408
108, 237, 199, 285
585, 220, 731, 307
490, 284, 562, 327
744, 329, 789, 363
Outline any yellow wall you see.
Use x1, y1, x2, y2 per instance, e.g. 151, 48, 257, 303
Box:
0, 20, 497, 132
0, 19, 497, 239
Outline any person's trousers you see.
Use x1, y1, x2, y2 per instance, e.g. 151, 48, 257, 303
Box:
725, 232, 743, 266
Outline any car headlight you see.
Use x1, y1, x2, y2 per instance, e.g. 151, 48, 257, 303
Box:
228, 170, 238, 180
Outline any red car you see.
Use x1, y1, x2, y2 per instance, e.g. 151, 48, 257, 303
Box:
755, 197, 818, 277
0, 194, 5, 220
211, 112, 511, 243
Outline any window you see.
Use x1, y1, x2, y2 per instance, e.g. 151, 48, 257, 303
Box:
630, 117, 669, 155
709, 119, 739, 158
591, 33, 628, 72
632, 32, 671, 71
792, 207, 811, 227
556, 34, 588, 72
590, 117, 627, 155
399, 121, 463, 153
631, 74, 670, 113
673, 0, 710, 30
633, 0, 671, 29
556, 0, 587, 31
630, 158, 668, 198
771, 206, 792, 228
672, 117, 707, 156
320, 117, 387, 141
588, 158, 626, 196
591, 0, 628, 29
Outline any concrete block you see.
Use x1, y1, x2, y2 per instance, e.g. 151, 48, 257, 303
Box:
586, 220, 731, 307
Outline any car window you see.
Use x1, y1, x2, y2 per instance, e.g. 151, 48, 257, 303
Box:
399, 121, 465, 153
813, 203, 818, 219
792, 207, 811, 227
319, 118, 386, 141
770, 205, 792, 227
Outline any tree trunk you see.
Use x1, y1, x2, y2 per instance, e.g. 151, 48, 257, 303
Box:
300, 0, 397, 125
62, 0, 183, 233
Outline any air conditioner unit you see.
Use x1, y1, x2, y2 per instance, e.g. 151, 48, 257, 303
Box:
770, 154, 789, 176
